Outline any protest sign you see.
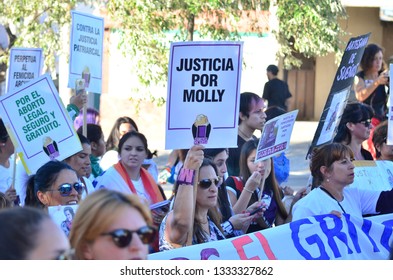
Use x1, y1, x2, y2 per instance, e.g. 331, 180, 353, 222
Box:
0, 74, 82, 175
149, 213, 393, 260
6, 47, 43, 93
165, 41, 243, 149
68, 10, 104, 93
255, 110, 298, 162
307, 33, 370, 158
350, 160, 393, 191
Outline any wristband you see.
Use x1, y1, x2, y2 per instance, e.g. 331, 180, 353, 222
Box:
177, 168, 195, 185
244, 188, 253, 194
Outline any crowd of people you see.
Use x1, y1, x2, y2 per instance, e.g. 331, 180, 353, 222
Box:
0, 43, 392, 260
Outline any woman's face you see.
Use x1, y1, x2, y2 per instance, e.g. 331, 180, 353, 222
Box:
40, 169, 80, 206
372, 50, 384, 72
350, 121, 372, 142
378, 142, 393, 161
119, 123, 136, 138
27, 218, 71, 260
196, 165, 218, 209
324, 155, 355, 186
66, 143, 91, 178
246, 149, 271, 178
65, 210, 73, 222
213, 150, 228, 178
83, 206, 149, 260
119, 136, 147, 170
93, 133, 106, 157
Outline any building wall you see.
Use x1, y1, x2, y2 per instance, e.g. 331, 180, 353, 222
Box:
313, 7, 384, 120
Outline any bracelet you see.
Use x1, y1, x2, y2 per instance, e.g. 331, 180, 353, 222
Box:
244, 188, 253, 194
221, 220, 234, 236
177, 168, 195, 185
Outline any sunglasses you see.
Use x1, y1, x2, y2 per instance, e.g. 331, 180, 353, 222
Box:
101, 226, 156, 248
198, 178, 220, 189
48, 183, 84, 196
359, 119, 372, 128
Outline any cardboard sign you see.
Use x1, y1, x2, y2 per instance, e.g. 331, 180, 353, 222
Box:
0, 74, 82, 175
6, 47, 43, 93
307, 33, 370, 158
255, 110, 298, 162
68, 10, 104, 93
350, 160, 393, 191
48, 205, 78, 237
165, 41, 243, 149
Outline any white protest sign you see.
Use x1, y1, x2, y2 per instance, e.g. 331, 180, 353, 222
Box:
0, 74, 82, 175
6, 47, 43, 93
48, 205, 78, 237
255, 110, 298, 162
68, 10, 104, 93
165, 41, 243, 149
350, 160, 393, 191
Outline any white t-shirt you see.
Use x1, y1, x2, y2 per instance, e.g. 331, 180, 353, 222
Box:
291, 186, 381, 221
0, 155, 14, 194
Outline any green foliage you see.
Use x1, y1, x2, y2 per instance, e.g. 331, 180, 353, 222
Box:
0, 0, 348, 104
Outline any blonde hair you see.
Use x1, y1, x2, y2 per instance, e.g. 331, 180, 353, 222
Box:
69, 189, 152, 259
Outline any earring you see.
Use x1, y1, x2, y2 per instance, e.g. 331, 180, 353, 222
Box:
326, 178, 330, 183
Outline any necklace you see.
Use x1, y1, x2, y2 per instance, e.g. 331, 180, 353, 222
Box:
320, 187, 346, 213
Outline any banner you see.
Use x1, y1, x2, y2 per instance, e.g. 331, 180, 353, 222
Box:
165, 41, 243, 149
307, 33, 370, 158
149, 213, 393, 260
0, 74, 82, 174
255, 110, 298, 162
6, 47, 43, 93
68, 10, 104, 93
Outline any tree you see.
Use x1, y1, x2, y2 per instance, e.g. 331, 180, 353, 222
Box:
0, 0, 348, 103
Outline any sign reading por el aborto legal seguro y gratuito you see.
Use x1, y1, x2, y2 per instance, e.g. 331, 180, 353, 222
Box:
0, 74, 82, 175
165, 41, 243, 149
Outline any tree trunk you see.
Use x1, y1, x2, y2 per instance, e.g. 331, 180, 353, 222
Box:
187, 13, 195, 41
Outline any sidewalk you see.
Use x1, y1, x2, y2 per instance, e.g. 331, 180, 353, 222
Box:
155, 121, 319, 197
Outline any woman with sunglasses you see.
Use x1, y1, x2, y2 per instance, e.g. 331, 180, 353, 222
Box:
159, 146, 226, 251
333, 102, 375, 160
69, 188, 155, 260
226, 139, 304, 233
292, 143, 393, 221
204, 148, 261, 237
25, 160, 83, 208
0, 206, 72, 260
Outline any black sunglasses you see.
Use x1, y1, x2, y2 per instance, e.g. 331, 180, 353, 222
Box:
101, 226, 156, 248
198, 178, 220, 189
359, 119, 372, 128
48, 183, 84, 197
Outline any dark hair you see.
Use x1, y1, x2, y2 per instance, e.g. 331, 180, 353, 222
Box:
360, 44, 386, 72
372, 120, 388, 159
77, 124, 103, 143
25, 161, 76, 208
118, 131, 148, 155
239, 92, 263, 124
333, 102, 374, 144
266, 64, 279, 76
204, 148, 231, 221
238, 139, 288, 222
0, 118, 9, 142
106, 116, 139, 151
0, 192, 12, 209
63, 206, 75, 217
74, 107, 100, 129
0, 207, 50, 259
173, 158, 223, 244
310, 143, 354, 186
77, 132, 90, 145
265, 106, 286, 121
